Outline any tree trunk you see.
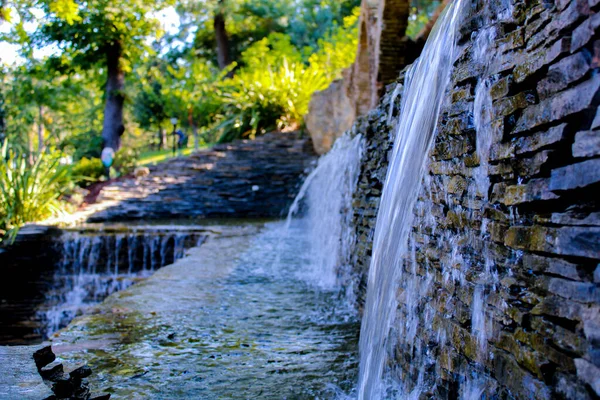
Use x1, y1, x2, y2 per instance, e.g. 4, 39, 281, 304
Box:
188, 109, 199, 150
158, 126, 167, 150
214, 0, 231, 70
28, 129, 34, 165
37, 105, 44, 153
102, 42, 125, 151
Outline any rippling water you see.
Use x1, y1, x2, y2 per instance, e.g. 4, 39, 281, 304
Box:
52, 222, 359, 399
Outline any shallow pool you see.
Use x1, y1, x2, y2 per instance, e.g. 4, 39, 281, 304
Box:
51, 222, 359, 399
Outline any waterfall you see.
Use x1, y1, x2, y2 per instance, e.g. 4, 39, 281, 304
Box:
38, 230, 201, 338
284, 133, 364, 293
356, 1, 465, 398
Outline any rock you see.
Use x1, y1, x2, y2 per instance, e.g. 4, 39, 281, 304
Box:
40, 361, 65, 381
80, 131, 316, 222
90, 394, 111, 400
550, 158, 600, 191
537, 51, 591, 99
573, 131, 600, 158
575, 358, 600, 396
134, 166, 150, 178
305, 80, 356, 155
33, 346, 55, 370
514, 77, 600, 134
548, 278, 600, 303
52, 377, 75, 398
69, 365, 93, 380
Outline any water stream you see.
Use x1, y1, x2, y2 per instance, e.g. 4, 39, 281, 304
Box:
284, 133, 364, 298
38, 229, 204, 339
52, 222, 360, 399
50, 133, 366, 398
356, 1, 466, 398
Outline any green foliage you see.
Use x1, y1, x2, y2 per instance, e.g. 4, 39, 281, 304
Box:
72, 156, 104, 185
35, 0, 172, 73
0, 145, 72, 242
112, 147, 139, 176
205, 9, 358, 142
406, 0, 442, 38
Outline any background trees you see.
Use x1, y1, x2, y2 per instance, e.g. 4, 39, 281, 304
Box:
0, 0, 444, 240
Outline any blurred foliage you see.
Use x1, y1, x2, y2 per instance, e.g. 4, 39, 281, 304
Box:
0, 143, 72, 243
0, 0, 360, 233
72, 156, 104, 186
112, 147, 139, 177
406, 0, 443, 38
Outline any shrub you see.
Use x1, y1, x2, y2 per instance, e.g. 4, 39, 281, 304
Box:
0, 146, 72, 243
72, 157, 105, 186
203, 10, 359, 143
113, 147, 139, 176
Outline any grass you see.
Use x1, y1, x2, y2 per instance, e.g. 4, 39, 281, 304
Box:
138, 148, 194, 166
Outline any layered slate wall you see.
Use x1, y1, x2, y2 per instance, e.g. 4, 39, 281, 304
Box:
351, 0, 600, 398
84, 132, 315, 222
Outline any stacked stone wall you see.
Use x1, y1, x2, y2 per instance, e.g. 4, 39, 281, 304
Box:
351, 0, 600, 397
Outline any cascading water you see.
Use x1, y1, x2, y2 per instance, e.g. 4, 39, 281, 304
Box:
356, 1, 466, 398
284, 133, 364, 296
38, 230, 203, 338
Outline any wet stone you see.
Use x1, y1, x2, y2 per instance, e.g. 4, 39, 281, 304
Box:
513, 76, 600, 135
548, 278, 600, 303
575, 358, 600, 396
537, 51, 592, 100
0, 346, 54, 399
573, 131, 600, 158
550, 158, 600, 191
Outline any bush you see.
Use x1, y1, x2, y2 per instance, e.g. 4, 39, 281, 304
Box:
207, 22, 358, 143
72, 157, 105, 186
113, 147, 139, 176
0, 146, 72, 243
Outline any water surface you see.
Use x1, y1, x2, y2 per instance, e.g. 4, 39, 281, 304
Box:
51, 222, 359, 399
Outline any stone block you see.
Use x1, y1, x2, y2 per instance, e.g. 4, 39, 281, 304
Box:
550, 158, 600, 191
573, 131, 600, 158
497, 179, 558, 206
514, 37, 571, 83
523, 253, 581, 281
516, 123, 567, 155
548, 278, 600, 303
575, 358, 600, 396
514, 77, 600, 135
538, 51, 592, 99
571, 12, 600, 53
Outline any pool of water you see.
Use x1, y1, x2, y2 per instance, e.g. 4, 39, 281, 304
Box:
51, 221, 360, 399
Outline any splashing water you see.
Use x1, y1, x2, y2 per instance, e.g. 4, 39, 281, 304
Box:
284, 133, 364, 294
356, 1, 466, 398
38, 230, 201, 338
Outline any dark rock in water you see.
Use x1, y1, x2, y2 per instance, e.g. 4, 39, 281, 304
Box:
40, 362, 65, 381
70, 365, 93, 380
90, 394, 111, 400
33, 346, 56, 370
51, 377, 75, 398
32, 346, 110, 400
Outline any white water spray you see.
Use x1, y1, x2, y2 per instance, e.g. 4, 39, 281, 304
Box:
285, 133, 364, 293
356, 1, 466, 398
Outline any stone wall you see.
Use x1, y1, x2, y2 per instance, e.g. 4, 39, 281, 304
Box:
351, 0, 600, 398
84, 131, 315, 222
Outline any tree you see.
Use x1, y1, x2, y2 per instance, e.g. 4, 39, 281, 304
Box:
31, 0, 173, 151
132, 62, 170, 150
214, 0, 231, 70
